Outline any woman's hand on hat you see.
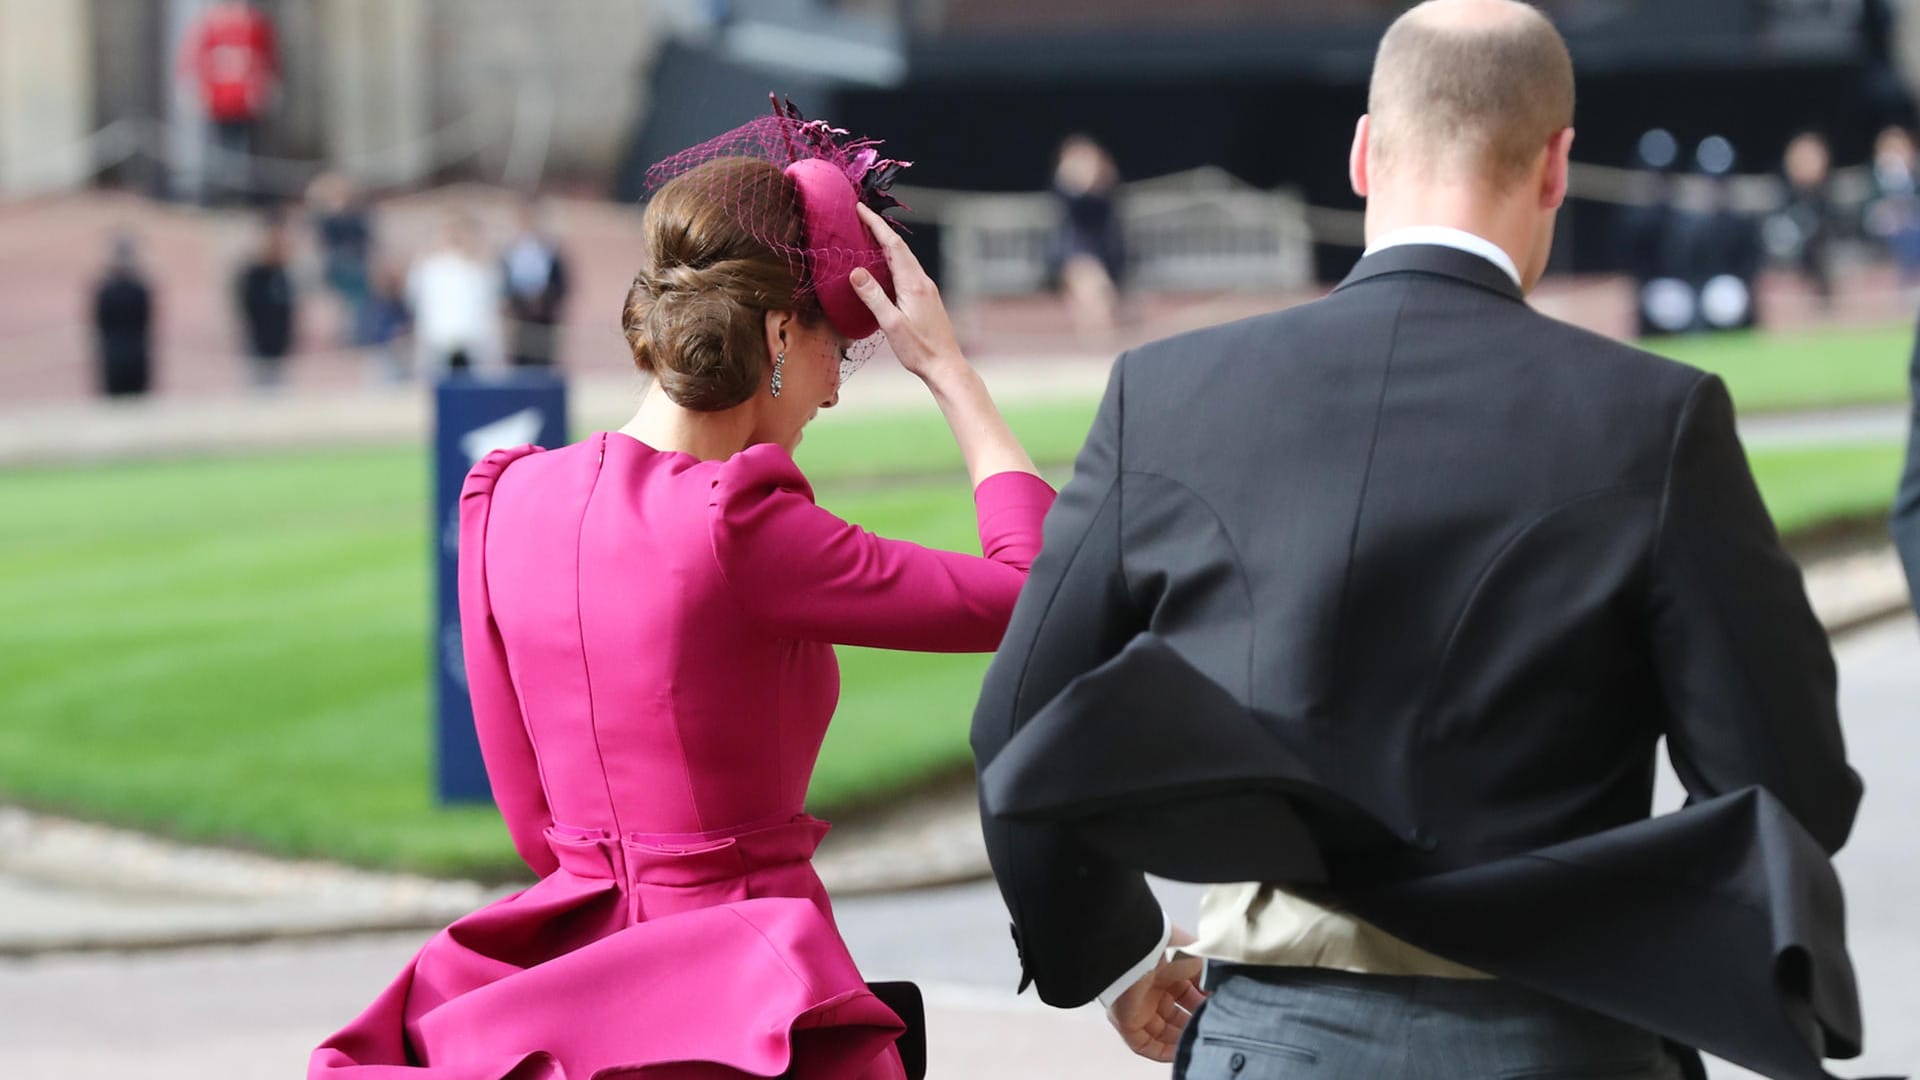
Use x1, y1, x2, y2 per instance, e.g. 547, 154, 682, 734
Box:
849, 203, 966, 383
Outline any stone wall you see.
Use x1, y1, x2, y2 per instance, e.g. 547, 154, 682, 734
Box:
424, 0, 661, 185
0, 0, 93, 195
14, 0, 664, 195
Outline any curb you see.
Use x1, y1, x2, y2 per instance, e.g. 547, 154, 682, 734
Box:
813, 772, 990, 898
0, 805, 498, 958
0, 908, 485, 959
1827, 596, 1917, 638
1804, 545, 1913, 638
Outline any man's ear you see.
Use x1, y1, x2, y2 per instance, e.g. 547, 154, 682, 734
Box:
1541, 128, 1576, 211
1351, 115, 1373, 199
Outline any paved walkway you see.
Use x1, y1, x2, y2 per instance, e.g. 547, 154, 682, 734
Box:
0, 933, 1165, 1080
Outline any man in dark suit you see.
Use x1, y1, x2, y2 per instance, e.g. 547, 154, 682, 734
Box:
236, 213, 296, 390
93, 234, 153, 398
1897, 325, 1920, 615
971, 2, 1866, 1078
501, 199, 570, 370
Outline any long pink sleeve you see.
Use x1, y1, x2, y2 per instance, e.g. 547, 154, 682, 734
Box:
458, 445, 559, 878
708, 443, 1056, 651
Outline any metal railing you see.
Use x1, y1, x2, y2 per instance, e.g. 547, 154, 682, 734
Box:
897, 166, 1315, 303
892, 156, 1896, 305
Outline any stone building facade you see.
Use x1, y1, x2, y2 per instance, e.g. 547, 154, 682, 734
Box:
1, 0, 666, 197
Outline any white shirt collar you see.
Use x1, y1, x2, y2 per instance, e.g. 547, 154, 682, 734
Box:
1363, 226, 1522, 288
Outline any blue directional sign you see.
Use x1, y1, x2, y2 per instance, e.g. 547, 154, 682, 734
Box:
433, 375, 567, 803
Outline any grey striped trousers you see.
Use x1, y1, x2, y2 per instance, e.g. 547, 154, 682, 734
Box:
1175, 967, 1687, 1080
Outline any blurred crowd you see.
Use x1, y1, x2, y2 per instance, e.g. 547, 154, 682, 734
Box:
89, 178, 571, 399
1617, 122, 1920, 338
1047, 124, 1920, 350
78, 2, 583, 399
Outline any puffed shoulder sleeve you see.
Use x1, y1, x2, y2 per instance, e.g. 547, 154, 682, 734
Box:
459, 444, 558, 878
708, 442, 1056, 651
461, 444, 544, 498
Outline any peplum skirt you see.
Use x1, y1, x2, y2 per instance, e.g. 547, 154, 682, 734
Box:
309, 814, 908, 1080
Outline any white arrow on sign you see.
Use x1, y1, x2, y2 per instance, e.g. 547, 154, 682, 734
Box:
460, 407, 545, 466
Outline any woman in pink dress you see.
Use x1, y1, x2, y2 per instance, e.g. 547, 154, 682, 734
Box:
310, 110, 1056, 1079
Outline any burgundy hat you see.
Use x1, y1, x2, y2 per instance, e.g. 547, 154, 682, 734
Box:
644, 97, 911, 349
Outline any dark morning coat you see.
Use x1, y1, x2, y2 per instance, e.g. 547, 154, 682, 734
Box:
973, 244, 1868, 1080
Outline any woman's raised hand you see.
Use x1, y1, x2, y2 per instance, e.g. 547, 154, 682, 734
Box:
848, 203, 966, 382
848, 204, 1037, 485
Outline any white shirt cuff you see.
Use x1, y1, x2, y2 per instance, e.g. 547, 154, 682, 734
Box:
1096, 914, 1173, 1012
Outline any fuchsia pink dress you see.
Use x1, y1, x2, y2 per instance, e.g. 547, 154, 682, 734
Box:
311, 431, 1055, 1079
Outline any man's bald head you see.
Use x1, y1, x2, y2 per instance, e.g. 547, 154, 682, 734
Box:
1368, 0, 1574, 189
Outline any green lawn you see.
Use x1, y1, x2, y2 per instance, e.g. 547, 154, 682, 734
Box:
1750, 442, 1908, 537
0, 405, 1094, 880
1649, 324, 1913, 414
0, 400, 1904, 880
798, 398, 1097, 483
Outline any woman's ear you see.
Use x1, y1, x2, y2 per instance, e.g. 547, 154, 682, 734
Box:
763, 309, 792, 361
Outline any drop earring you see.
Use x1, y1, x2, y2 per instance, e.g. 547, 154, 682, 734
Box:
770, 352, 785, 398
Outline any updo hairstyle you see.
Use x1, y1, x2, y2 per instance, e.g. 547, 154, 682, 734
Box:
622, 157, 824, 411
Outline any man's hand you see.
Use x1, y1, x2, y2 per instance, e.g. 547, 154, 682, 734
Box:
1108, 926, 1207, 1063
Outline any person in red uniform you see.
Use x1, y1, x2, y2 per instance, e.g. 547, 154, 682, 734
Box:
180, 0, 279, 203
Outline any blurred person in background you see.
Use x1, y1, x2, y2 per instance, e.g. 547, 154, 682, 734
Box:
1861, 0, 1918, 134
1772, 131, 1840, 309
1686, 136, 1762, 332
179, 0, 279, 205
1865, 125, 1920, 285
360, 260, 412, 385
1050, 134, 1124, 342
236, 212, 297, 390
500, 197, 571, 370
1619, 129, 1677, 282
1619, 129, 1688, 337
307, 172, 376, 346
92, 233, 154, 398
407, 214, 503, 379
